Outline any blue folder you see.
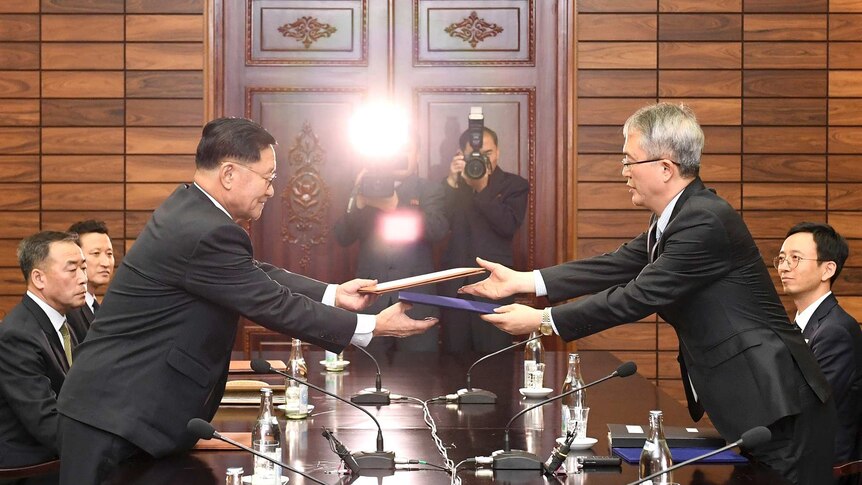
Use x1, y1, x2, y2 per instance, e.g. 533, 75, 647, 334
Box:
398, 291, 500, 314
612, 447, 748, 464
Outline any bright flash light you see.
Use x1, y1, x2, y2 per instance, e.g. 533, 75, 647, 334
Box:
348, 102, 409, 159
379, 210, 422, 244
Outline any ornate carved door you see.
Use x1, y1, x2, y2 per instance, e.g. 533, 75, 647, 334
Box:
213, 0, 572, 354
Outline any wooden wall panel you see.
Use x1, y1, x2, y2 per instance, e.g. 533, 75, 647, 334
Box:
0, 15, 39, 41
41, 15, 124, 41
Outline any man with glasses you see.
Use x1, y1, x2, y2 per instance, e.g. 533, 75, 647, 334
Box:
55, 117, 437, 485
459, 103, 834, 485
776, 222, 862, 466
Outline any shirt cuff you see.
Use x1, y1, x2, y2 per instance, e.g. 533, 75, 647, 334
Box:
534, 270, 548, 297
350, 314, 376, 347
322, 284, 337, 306
546, 307, 560, 336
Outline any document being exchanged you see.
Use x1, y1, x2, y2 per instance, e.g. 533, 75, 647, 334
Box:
357, 267, 486, 294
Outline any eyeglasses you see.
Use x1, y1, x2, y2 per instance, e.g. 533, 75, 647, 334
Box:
621, 156, 679, 168
224, 162, 277, 188
772, 254, 821, 270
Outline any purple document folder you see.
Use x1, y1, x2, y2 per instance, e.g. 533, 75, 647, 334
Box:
398, 291, 500, 314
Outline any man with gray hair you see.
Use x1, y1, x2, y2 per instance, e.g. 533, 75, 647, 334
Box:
459, 103, 835, 484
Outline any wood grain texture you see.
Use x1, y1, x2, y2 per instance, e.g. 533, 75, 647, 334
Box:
828, 99, 862, 125
829, 156, 862, 182
578, 70, 657, 97
577, 0, 657, 13
578, 14, 656, 41
657, 98, 741, 125
829, 127, 862, 153
578, 98, 656, 125
578, 42, 657, 69
699, 155, 741, 182
126, 71, 203, 98
659, 70, 741, 97
744, 211, 826, 238
126, 127, 200, 154
0, 240, 20, 267
744, 0, 826, 12
0, 14, 38, 41
611, 351, 658, 379
41, 211, 124, 236
830, 212, 862, 239
743, 14, 826, 41
40, 14, 123, 41
41, 71, 124, 98
710, 182, 741, 209
743, 98, 826, 125
41, 183, 124, 210
577, 238, 630, 258
834, 268, 862, 296
41, 155, 124, 182
41, 127, 124, 154
577, 126, 626, 153
658, 324, 680, 351
660, 0, 742, 12
578, 182, 636, 210
0, 42, 38, 69
125, 42, 203, 70
742, 183, 826, 210
0, 155, 39, 182
830, 43, 862, 69
0, 268, 26, 295
125, 99, 203, 126
659, 14, 741, 41
702, 127, 741, 153
0, 0, 38, 13
578, 210, 652, 238
41, 0, 123, 14
42, 43, 124, 70
126, 155, 194, 182
0, 184, 39, 210
830, 0, 862, 13
0, 99, 38, 126
125, 183, 178, 210
577, 154, 626, 182
126, 14, 202, 41
0, 212, 38, 238
829, 184, 862, 211
124, 211, 152, 238
41, 99, 124, 126
0, 128, 38, 154
659, 42, 741, 69
0, 71, 38, 97
830, 14, 862, 40
126, 0, 202, 14
743, 70, 827, 97
743, 155, 825, 182
744, 42, 827, 69
742, 127, 825, 154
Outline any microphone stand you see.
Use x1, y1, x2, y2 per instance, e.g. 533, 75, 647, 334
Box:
350, 345, 390, 406
492, 361, 637, 471
457, 334, 543, 404
251, 359, 395, 471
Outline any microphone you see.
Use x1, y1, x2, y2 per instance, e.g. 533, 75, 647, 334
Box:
456, 334, 543, 404
625, 425, 772, 485
543, 429, 577, 475
186, 418, 326, 485
349, 345, 390, 406
492, 361, 638, 470
251, 358, 395, 471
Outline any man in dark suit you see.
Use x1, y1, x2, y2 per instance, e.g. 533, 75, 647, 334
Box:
439, 126, 529, 352
0, 231, 86, 471
55, 118, 437, 485
460, 103, 835, 484
65, 220, 114, 342
776, 222, 862, 464
334, 151, 449, 352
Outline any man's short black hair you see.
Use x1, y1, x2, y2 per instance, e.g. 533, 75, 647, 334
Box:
195, 117, 277, 170
17, 231, 79, 283
68, 219, 109, 236
786, 222, 849, 285
459, 127, 499, 152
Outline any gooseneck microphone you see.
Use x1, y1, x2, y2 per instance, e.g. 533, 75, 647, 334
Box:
187, 418, 326, 485
350, 345, 390, 406
492, 361, 638, 470
456, 334, 543, 404
625, 425, 771, 485
251, 358, 395, 470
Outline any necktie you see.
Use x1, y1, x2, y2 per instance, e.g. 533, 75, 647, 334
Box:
59, 320, 73, 365
92, 299, 100, 312
648, 223, 659, 262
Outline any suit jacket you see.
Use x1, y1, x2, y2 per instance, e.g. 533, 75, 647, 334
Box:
541, 178, 831, 442
57, 184, 359, 457
333, 174, 448, 313
803, 294, 862, 461
0, 297, 71, 466
66, 304, 93, 343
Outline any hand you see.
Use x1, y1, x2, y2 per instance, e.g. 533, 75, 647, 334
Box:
335, 278, 378, 311
458, 257, 536, 299
480, 303, 542, 336
461, 167, 489, 193
374, 302, 438, 337
447, 151, 465, 188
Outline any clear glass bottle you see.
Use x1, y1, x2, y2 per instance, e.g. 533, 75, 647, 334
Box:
523, 331, 544, 388
560, 352, 586, 435
285, 338, 309, 419
639, 410, 673, 484
225, 467, 243, 485
250, 388, 282, 483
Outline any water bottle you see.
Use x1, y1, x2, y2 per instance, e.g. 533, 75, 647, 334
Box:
250, 388, 282, 484
560, 352, 586, 435
285, 338, 309, 419
639, 410, 673, 484
523, 331, 544, 388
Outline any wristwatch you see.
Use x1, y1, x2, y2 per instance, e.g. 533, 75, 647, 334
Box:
540, 307, 553, 336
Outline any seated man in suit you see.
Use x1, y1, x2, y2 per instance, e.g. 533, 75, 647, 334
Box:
776, 222, 862, 464
460, 103, 835, 485
0, 231, 86, 470
65, 220, 114, 342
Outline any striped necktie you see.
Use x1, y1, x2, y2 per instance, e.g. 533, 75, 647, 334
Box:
59, 319, 73, 365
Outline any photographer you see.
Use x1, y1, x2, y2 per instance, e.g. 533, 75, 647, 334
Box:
334, 145, 449, 352
440, 124, 529, 352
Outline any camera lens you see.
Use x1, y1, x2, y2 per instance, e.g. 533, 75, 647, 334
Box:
463, 153, 487, 179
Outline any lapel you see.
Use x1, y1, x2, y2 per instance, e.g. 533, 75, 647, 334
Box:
653, 177, 706, 260
803, 293, 838, 340
22, 295, 71, 371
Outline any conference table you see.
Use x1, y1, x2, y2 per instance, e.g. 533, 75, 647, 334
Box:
107, 349, 789, 484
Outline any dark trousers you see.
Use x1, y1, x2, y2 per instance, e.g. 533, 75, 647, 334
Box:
58, 415, 142, 485
747, 389, 837, 485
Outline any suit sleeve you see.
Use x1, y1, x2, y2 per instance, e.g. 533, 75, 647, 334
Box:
548, 207, 733, 342
254, 261, 328, 301
473, 174, 529, 239
183, 223, 357, 350
0, 328, 59, 451
419, 180, 449, 243
810, 320, 857, 405
333, 205, 376, 247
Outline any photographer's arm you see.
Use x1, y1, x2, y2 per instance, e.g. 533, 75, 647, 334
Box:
473, 173, 529, 238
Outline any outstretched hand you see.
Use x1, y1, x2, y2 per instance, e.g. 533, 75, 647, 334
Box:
374, 302, 438, 337
335, 278, 378, 312
480, 303, 543, 336
458, 257, 536, 300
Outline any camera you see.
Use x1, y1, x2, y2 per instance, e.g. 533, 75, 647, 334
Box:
463, 106, 490, 179
358, 156, 407, 198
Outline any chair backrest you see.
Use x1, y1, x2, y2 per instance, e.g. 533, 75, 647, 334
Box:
0, 459, 60, 479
